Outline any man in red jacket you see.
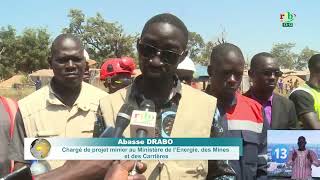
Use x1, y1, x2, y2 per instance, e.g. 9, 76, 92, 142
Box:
206, 43, 268, 180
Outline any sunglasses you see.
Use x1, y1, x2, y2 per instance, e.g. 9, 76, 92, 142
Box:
258, 70, 283, 77
137, 41, 184, 65
111, 78, 133, 85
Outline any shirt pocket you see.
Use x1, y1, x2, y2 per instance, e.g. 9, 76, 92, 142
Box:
79, 111, 96, 136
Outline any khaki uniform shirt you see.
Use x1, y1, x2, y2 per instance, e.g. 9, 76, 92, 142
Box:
99, 81, 217, 180
16, 82, 108, 170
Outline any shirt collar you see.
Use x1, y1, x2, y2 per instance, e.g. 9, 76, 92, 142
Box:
250, 89, 273, 106
47, 81, 91, 111
129, 75, 182, 108
217, 92, 238, 113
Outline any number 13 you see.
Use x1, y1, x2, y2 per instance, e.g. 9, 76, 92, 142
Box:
275, 148, 287, 159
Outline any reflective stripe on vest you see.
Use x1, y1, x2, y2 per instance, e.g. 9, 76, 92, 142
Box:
226, 93, 264, 133
291, 84, 320, 120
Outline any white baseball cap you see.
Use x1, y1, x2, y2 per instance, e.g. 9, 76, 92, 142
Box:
177, 56, 196, 72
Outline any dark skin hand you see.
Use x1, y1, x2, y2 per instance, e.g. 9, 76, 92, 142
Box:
105, 161, 147, 180
300, 112, 320, 129
35, 160, 114, 180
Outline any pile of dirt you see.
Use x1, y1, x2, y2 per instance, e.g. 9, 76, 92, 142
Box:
0, 75, 25, 88
282, 75, 304, 85
30, 69, 53, 77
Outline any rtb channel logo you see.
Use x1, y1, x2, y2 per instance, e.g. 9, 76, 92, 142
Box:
280, 12, 296, 27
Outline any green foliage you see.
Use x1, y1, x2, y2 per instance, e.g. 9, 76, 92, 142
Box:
20, 74, 30, 84
64, 9, 138, 65
15, 28, 50, 73
194, 41, 215, 65
187, 32, 205, 60
1, 9, 317, 80
295, 47, 319, 70
0, 26, 17, 78
270, 43, 318, 70
270, 43, 297, 69
0, 26, 50, 79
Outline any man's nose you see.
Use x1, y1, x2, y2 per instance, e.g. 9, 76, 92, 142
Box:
227, 74, 237, 84
270, 73, 276, 79
267, 72, 276, 82
67, 59, 75, 67
149, 55, 163, 67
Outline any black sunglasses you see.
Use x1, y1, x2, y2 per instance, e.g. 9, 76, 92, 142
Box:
110, 77, 133, 85
137, 40, 184, 65
258, 70, 283, 77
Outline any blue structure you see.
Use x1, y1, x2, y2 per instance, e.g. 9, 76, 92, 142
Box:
194, 64, 209, 81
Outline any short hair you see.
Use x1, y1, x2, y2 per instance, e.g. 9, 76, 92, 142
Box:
298, 136, 306, 141
51, 33, 83, 55
141, 13, 188, 45
210, 43, 244, 65
308, 54, 320, 70
250, 52, 275, 69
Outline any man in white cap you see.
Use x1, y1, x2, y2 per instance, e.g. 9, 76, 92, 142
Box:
177, 56, 196, 85
83, 49, 96, 83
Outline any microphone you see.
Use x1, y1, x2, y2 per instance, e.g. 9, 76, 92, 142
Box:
130, 99, 157, 138
113, 104, 134, 137
99, 126, 116, 137
97, 104, 134, 138
129, 99, 157, 175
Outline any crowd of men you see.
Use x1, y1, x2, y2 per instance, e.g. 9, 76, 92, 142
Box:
1, 12, 320, 180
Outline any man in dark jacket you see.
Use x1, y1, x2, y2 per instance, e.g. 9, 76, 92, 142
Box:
244, 52, 298, 129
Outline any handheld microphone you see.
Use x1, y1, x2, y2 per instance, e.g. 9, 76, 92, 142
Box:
113, 104, 134, 137
129, 99, 157, 175
99, 126, 116, 137
130, 99, 157, 138
97, 104, 134, 138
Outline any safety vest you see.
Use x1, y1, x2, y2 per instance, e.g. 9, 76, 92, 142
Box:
291, 83, 320, 120
226, 93, 264, 133
100, 83, 217, 180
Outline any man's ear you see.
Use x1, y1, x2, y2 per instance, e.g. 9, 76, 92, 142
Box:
207, 65, 213, 77
248, 69, 253, 78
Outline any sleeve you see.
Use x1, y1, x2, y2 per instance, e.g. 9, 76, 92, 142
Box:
289, 90, 315, 116
257, 109, 268, 179
8, 109, 29, 164
310, 150, 320, 167
288, 99, 299, 129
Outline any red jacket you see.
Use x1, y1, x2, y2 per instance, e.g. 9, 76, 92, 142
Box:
226, 92, 264, 133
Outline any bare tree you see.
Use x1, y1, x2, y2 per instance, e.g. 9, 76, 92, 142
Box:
215, 25, 227, 45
